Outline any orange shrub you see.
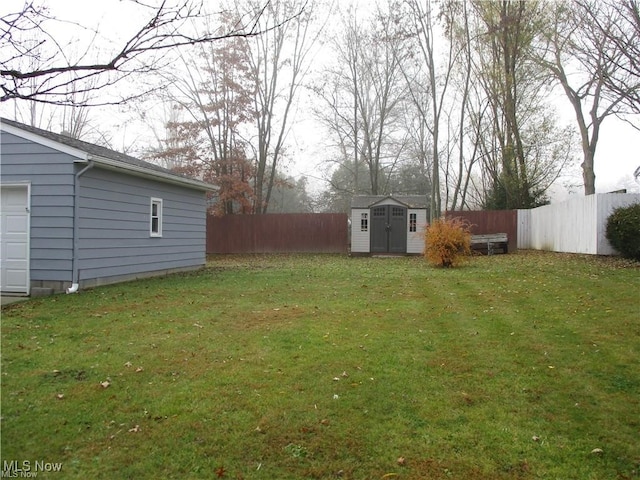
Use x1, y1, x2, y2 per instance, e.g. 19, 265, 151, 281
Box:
424, 217, 472, 267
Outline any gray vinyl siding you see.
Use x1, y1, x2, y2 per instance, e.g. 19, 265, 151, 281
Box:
77, 168, 206, 282
1, 131, 75, 282
2, 128, 209, 290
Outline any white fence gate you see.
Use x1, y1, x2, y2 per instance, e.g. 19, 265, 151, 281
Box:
518, 193, 640, 255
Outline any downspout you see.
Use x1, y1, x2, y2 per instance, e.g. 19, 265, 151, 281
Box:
67, 161, 94, 294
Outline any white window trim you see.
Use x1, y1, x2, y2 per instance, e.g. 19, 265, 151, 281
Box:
150, 197, 163, 237
361, 212, 368, 232
409, 213, 417, 232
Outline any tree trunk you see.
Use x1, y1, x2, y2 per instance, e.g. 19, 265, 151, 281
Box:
582, 153, 596, 195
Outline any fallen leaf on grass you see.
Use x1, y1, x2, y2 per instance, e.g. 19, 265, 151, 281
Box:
100, 381, 110, 389
56, 393, 64, 400
128, 425, 140, 433
135, 367, 144, 373
124, 361, 132, 368
591, 448, 603, 454
397, 457, 406, 466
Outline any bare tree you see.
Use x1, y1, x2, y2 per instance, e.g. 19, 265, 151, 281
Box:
583, 0, 640, 115
398, 0, 482, 213
0, 0, 292, 105
536, 0, 638, 195
440, 0, 477, 211
315, 4, 410, 200
312, 8, 364, 198
458, 0, 572, 209
8, 63, 100, 141
142, 100, 189, 170
149, 13, 257, 215
481, 1, 536, 208
245, 0, 326, 213
402, 0, 459, 220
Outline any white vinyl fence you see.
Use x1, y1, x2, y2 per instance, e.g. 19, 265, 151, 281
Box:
518, 193, 640, 255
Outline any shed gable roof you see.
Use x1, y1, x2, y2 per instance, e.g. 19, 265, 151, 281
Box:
1, 117, 216, 191
351, 195, 428, 209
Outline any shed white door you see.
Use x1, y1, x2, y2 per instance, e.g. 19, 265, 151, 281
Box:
1, 185, 30, 294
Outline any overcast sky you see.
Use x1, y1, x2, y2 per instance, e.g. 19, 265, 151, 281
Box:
1, 0, 639, 196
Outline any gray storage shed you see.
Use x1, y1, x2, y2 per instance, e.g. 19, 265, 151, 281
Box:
0, 118, 216, 296
351, 195, 428, 254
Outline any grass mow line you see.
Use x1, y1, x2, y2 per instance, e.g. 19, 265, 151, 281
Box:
1, 252, 639, 480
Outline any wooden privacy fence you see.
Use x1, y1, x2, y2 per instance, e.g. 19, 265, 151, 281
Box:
207, 213, 349, 254
446, 210, 518, 253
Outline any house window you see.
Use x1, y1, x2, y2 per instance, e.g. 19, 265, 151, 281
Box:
150, 198, 163, 237
361, 213, 368, 232
409, 213, 417, 232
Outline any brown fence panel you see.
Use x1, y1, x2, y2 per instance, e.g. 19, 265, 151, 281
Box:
207, 213, 349, 254
446, 210, 518, 253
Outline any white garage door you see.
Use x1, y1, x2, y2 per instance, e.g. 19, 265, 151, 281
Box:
1, 185, 30, 294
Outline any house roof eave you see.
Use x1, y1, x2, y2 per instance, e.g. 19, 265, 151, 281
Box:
2, 117, 217, 192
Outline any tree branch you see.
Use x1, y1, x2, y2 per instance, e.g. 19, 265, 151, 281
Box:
1, 0, 302, 105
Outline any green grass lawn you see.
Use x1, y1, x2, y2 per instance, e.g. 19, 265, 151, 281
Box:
1, 252, 639, 479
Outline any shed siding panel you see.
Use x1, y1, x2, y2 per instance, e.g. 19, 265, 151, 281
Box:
77, 168, 206, 283
1, 131, 75, 283
351, 209, 370, 253
407, 209, 427, 254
